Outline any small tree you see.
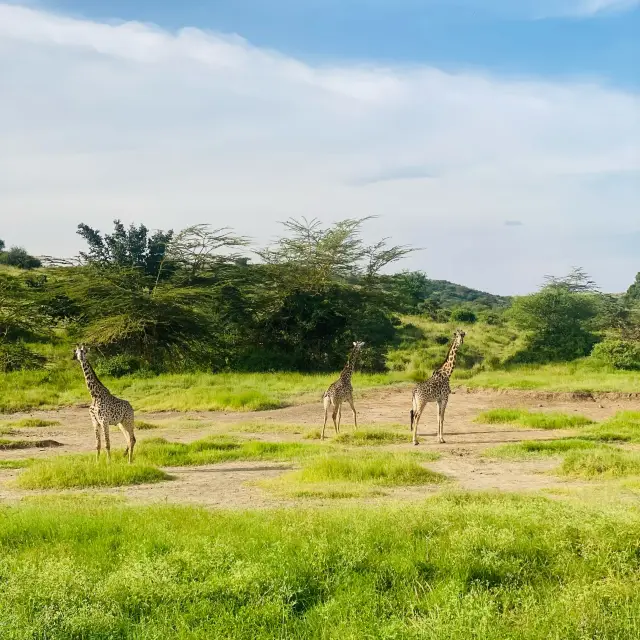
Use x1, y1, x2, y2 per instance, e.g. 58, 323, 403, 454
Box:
626, 273, 640, 302
0, 246, 42, 269
77, 220, 173, 279
509, 269, 600, 363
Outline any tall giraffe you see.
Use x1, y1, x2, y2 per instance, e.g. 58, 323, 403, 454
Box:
409, 329, 465, 445
321, 341, 365, 440
73, 345, 136, 463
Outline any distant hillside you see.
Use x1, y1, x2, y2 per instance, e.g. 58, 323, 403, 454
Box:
424, 279, 511, 308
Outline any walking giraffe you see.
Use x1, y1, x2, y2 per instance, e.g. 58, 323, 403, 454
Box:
73, 345, 136, 463
321, 341, 365, 440
409, 329, 465, 445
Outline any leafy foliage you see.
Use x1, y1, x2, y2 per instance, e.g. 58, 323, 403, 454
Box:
508, 270, 600, 363
591, 339, 640, 371
0, 246, 41, 269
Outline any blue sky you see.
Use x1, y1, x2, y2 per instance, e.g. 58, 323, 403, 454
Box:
44, 0, 640, 87
1, 0, 639, 294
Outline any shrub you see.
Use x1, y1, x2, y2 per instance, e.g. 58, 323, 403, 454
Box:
94, 354, 143, 378
0, 342, 46, 373
450, 307, 477, 324
590, 339, 640, 371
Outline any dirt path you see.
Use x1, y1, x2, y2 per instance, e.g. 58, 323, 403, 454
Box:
1, 387, 638, 508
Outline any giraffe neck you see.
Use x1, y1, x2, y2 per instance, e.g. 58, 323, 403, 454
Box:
339, 348, 358, 383
79, 358, 110, 400
438, 340, 461, 378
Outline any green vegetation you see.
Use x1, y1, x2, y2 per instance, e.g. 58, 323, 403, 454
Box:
475, 409, 594, 429
134, 420, 160, 430
333, 428, 408, 445
0, 459, 32, 469
0, 439, 48, 450
265, 452, 443, 495
582, 411, 640, 443
5, 418, 59, 428
16, 456, 171, 489
559, 448, 640, 479
485, 439, 603, 459
136, 436, 321, 467
1, 494, 640, 638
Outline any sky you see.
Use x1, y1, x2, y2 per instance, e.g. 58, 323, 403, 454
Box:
0, 0, 638, 294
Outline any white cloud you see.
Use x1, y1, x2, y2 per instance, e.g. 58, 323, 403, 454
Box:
0, 3, 639, 294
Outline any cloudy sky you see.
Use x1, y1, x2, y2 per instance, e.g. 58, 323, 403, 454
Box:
1, 0, 638, 294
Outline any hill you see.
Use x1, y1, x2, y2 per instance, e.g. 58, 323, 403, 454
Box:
423, 279, 510, 308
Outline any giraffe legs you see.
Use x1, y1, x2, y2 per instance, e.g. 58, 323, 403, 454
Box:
322, 396, 331, 441
101, 420, 111, 462
90, 412, 101, 461
333, 403, 341, 434
411, 395, 425, 446
118, 419, 136, 464
346, 395, 357, 430
437, 396, 448, 444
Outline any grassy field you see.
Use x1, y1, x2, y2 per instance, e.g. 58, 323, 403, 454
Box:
484, 439, 604, 459
0, 369, 406, 414
1, 493, 639, 639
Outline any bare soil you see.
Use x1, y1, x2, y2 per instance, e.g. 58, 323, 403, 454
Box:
1, 385, 637, 507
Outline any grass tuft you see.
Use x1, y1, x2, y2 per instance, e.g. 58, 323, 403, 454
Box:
476, 409, 594, 429
10, 418, 60, 428
135, 421, 160, 430
263, 452, 445, 499
485, 439, 603, 459
581, 411, 640, 443
333, 429, 408, 446
136, 436, 321, 467
559, 448, 640, 479
16, 456, 171, 489
0, 459, 33, 469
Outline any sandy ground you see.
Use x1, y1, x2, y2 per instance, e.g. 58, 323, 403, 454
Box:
1, 385, 638, 508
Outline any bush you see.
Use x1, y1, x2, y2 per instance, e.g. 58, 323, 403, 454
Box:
450, 307, 477, 324
94, 354, 143, 378
0, 342, 46, 373
0, 247, 41, 269
591, 339, 640, 371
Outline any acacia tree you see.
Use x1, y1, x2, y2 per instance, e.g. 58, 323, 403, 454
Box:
77, 220, 174, 279
509, 269, 600, 363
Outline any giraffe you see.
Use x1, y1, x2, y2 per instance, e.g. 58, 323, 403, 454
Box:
73, 345, 136, 463
321, 341, 365, 441
409, 329, 465, 445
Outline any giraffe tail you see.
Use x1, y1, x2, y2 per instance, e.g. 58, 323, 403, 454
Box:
409, 408, 415, 431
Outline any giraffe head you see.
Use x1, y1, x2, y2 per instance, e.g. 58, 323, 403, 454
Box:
453, 329, 466, 345
353, 341, 365, 351
73, 344, 89, 362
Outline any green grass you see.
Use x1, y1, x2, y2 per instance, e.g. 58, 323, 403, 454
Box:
333, 428, 409, 446
484, 439, 604, 459
15, 456, 171, 489
262, 451, 444, 499
559, 448, 640, 479
0, 459, 33, 469
581, 411, 640, 443
0, 369, 405, 413
136, 436, 322, 467
228, 421, 308, 434
476, 409, 595, 429
135, 420, 160, 430
1, 493, 640, 638
463, 363, 640, 393
1, 418, 60, 428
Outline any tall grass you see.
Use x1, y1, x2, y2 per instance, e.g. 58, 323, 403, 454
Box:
16, 456, 171, 489
136, 436, 322, 467
559, 449, 640, 479
582, 411, 640, 443
1, 494, 640, 638
476, 409, 594, 429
